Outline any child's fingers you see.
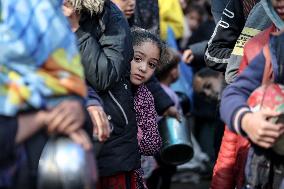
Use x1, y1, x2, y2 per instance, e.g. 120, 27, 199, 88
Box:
258, 136, 277, 144
261, 108, 281, 117
69, 130, 92, 151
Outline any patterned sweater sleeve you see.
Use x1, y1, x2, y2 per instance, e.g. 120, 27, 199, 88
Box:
134, 85, 162, 156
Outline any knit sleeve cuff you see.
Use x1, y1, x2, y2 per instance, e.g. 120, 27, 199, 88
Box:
233, 107, 252, 136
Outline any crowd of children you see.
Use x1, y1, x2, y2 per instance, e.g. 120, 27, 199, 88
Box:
1, 0, 284, 189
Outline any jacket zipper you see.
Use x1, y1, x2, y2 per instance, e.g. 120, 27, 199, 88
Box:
108, 91, 129, 125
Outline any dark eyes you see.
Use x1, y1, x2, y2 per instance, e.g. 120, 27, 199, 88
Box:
134, 56, 142, 63
134, 55, 157, 69
148, 62, 157, 69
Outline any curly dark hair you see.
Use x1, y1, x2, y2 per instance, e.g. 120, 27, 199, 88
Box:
155, 47, 181, 81
131, 27, 168, 66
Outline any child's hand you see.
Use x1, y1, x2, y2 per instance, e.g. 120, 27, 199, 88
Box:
241, 109, 284, 148
164, 106, 181, 122
46, 100, 85, 135
69, 129, 93, 151
87, 105, 111, 142
45, 100, 92, 150
182, 49, 194, 64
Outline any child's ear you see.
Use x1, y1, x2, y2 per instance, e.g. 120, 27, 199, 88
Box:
169, 68, 176, 77
169, 67, 179, 81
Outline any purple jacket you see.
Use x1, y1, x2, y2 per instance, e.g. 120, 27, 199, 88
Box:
86, 85, 103, 107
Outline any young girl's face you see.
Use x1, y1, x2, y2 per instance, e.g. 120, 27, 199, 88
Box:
130, 41, 160, 86
112, 0, 136, 18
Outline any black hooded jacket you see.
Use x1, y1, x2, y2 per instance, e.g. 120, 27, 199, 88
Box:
76, 1, 140, 176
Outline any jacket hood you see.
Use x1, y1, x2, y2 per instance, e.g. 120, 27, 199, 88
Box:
261, 0, 284, 30
67, 0, 105, 15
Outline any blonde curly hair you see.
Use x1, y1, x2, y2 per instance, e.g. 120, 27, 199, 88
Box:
66, 0, 105, 15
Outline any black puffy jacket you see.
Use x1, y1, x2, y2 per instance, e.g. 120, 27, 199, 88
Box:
76, 1, 140, 176
205, 0, 246, 73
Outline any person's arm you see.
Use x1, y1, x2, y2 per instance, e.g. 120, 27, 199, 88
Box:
220, 51, 265, 134
86, 85, 111, 142
189, 41, 208, 63
205, 0, 245, 73
211, 0, 230, 23
183, 41, 208, 66
76, 4, 133, 91
86, 85, 103, 107
224, 3, 272, 84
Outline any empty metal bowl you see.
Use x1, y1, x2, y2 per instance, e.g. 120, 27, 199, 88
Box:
159, 117, 194, 165
38, 136, 97, 189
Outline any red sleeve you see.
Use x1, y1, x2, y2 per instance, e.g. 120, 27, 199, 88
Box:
239, 25, 275, 74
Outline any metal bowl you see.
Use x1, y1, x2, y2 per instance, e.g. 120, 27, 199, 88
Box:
37, 136, 97, 189
159, 117, 194, 165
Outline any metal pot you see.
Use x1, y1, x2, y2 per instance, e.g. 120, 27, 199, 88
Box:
158, 117, 194, 165
38, 136, 97, 189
